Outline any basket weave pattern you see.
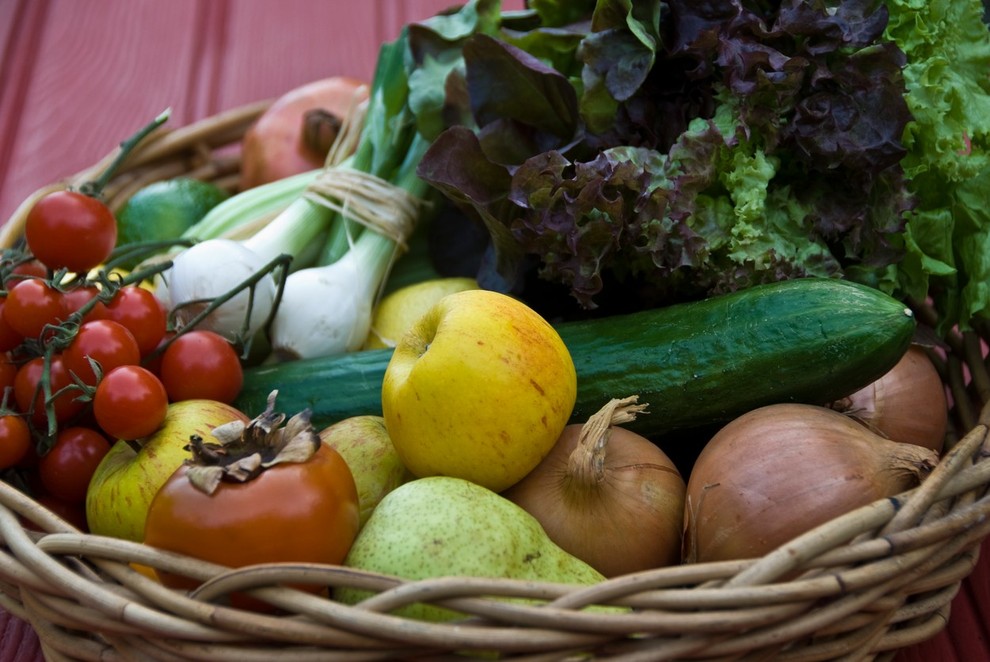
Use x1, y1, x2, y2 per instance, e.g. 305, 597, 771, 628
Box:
1, 106, 988, 662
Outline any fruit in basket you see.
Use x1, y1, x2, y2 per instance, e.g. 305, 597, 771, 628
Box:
158, 330, 244, 404
363, 276, 479, 349
320, 415, 412, 527
38, 427, 112, 503
381, 289, 577, 492
337, 476, 608, 621
114, 178, 230, 269
143, 392, 359, 608
682, 403, 940, 564
238, 278, 917, 440
85, 399, 250, 542
24, 190, 117, 273
241, 76, 370, 189
503, 397, 686, 577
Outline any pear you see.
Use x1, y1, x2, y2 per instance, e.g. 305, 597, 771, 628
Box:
336, 476, 610, 621
319, 415, 414, 527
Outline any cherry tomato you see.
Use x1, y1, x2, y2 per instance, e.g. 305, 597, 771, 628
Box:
0, 352, 17, 396
160, 330, 243, 403
3, 278, 67, 339
28, 493, 89, 532
38, 426, 111, 503
93, 365, 168, 440
144, 442, 359, 608
62, 319, 141, 386
0, 302, 23, 352
104, 285, 167, 356
13, 355, 86, 426
63, 284, 109, 323
0, 414, 32, 469
3, 259, 48, 289
24, 190, 117, 273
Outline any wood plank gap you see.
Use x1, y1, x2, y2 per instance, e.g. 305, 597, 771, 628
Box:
0, 0, 50, 203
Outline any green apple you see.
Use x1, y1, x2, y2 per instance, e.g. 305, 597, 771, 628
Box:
381, 289, 577, 492
363, 277, 478, 350
85, 399, 249, 542
320, 415, 413, 526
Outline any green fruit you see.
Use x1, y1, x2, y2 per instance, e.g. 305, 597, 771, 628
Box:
115, 178, 229, 268
336, 476, 610, 621
319, 415, 413, 527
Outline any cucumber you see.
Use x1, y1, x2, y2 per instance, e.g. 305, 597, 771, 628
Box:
236, 278, 916, 437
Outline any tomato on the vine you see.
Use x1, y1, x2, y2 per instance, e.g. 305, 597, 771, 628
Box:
3, 259, 48, 289
159, 330, 243, 403
38, 426, 111, 503
0, 352, 17, 395
0, 414, 32, 469
104, 285, 167, 356
29, 493, 89, 532
63, 284, 109, 324
3, 278, 67, 339
62, 319, 141, 386
13, 355, 86, 426
0, 302, 23, 352
24, 190, 117, 273
93, 365, 168, 440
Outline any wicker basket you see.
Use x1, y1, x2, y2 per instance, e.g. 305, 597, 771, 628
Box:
1, 104, 989, 662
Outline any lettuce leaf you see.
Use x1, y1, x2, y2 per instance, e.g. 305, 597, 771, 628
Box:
884, 0, 990, 332
415, 0, 916, 314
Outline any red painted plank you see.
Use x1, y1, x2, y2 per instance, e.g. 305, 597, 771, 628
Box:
0, 0, 205, 224
0, 0, 49, 218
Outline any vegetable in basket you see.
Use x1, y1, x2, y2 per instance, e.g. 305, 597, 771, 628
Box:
682, 403, 939, 563
160, 30, 438, 361
411, 0, 990, 335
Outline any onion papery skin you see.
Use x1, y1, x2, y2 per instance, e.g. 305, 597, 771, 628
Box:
682, 403, 939, 564
832, 345, 948, 452
503, 423, 686, 578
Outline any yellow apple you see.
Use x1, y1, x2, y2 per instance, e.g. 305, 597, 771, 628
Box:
381, 289, 577, 492
363, 277, 478, 350
86, 399, 249, 542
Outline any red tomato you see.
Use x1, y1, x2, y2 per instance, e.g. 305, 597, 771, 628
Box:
159, 330, 243, 403
24, 190, 117, 273
62, 319, 141, 386
0, 300, 24, 352
38, 426, 111, 503
93, 365, 168, 440
29, 493, 89, 532
3, 278, 67, 339
104, 286, 167, 356
144, 442, 359, 608
13, 355, 86, 427
3, 259, 48, 289
0, 352, 17, 396
0, 414, 32, 469
63, 284, 109, 323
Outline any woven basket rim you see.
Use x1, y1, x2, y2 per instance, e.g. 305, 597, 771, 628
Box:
1, 101, 988, 662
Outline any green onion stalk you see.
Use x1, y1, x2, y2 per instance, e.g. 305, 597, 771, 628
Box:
159, 28, 432, 352
268, 29, 436, 360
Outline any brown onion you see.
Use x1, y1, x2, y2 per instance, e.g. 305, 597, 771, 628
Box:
830, 345, 947, 452
502, 396, 685, 577
683, 403, 939, 564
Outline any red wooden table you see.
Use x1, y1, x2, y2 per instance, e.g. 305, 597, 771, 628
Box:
1, 1, 988, 660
